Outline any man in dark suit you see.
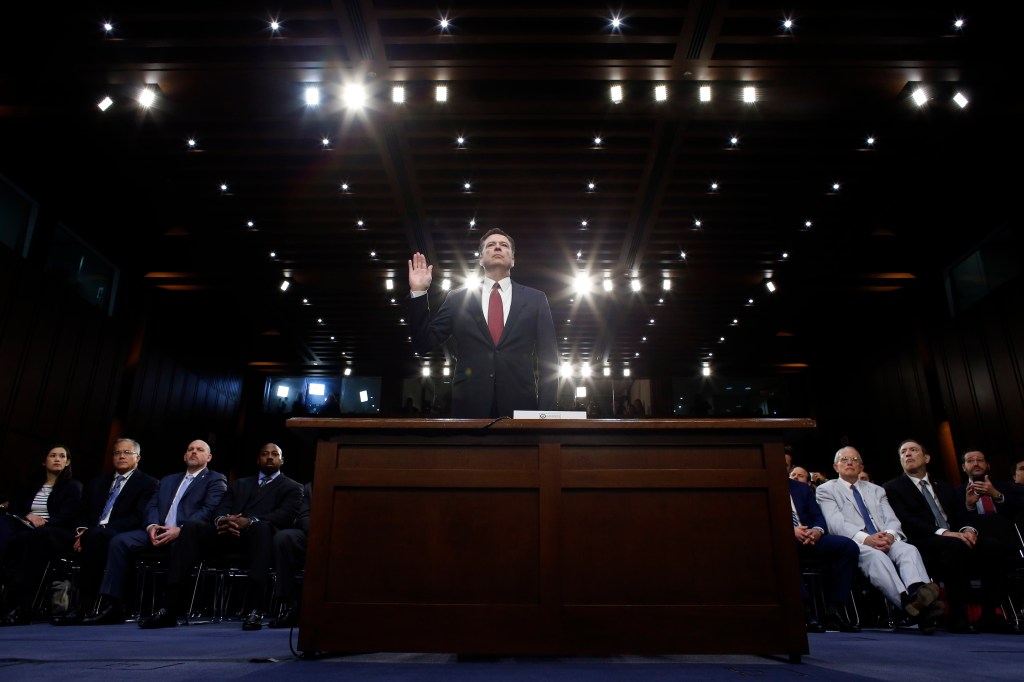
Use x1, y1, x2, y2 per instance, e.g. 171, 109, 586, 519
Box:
83, 439, 227, 625
269, 481, 311, 629
956, 448, 1022, 537
138, 442, 302, 630
789, 478, 860, 632
884, 438, 1010, 633
407, 228, 559, 418
52, 438, 158, 625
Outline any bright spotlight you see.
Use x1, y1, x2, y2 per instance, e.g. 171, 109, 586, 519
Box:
343, 84, 367, 108
574, 274, 592, 294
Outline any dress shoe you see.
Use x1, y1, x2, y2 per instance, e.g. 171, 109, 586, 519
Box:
50, 606, 83, 626
902, 582, 939, 618
823, 610, 861, 633
138, 608, 177, 629
82, 603, 125, 626
805, 615, 826, 633
1, 607, 31, 626
241, 609, 264, 631
916, 601, 944, 635
268, 607, 298, 629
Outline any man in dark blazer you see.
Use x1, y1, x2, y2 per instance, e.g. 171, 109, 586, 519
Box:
789, 478, 860, 632
52, 438, 158, 625
138, 442, 302, 630
955, 448, 1022, 539
83, 439, 227, 625
883, 438, 1010, 633
269, 481, 311, 628
407, 228, 559, 418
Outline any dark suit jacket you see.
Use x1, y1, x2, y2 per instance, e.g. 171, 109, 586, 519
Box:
790, 479, 828, 532
295, 482, 311, 534
9, 478, 83, 530
79, 469, 158, 532
883, 473, 970, 542
145, 468, 228, 528
214, 473, 303, 530
408, 282, 559, 418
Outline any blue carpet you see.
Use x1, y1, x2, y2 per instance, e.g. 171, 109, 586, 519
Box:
1, 623, 1022, 680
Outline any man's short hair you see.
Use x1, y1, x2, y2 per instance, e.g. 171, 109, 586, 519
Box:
899, 438, 926, 453
114, 437, 141, 455
479, 228, 515, 255
834, 446, 864, 465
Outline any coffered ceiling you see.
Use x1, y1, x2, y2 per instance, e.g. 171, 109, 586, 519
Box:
1, 2, 1013, 381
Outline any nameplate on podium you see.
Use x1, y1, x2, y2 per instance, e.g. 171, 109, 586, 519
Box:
512, 410, 588, 419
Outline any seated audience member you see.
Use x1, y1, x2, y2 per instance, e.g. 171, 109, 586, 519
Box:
1014, 457, 1024, 486
83, 439, 227, 625
0, 445, 83, 625
816, 447, 943, 633
957, 449, 1022, 540
858, 470, 872, 483
790, 467, 812, 485
269, 481, 311, 628
884, 439, 1012, 634
53, 438, 158, 625
784, 446, 794, 474
789, 478, 860, 632
137, 443, 302, 631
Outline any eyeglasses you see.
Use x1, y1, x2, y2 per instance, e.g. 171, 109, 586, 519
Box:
837, 457, 861, 464
112, 450, 137, 456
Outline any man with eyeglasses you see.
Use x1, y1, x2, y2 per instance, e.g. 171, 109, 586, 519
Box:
884, 439, 1013, 634
816, 447, 942, 633
50, 438, 158, 626
957, 449, 1022, 536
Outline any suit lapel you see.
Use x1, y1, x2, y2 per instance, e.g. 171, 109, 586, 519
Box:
503, 282, 525, 340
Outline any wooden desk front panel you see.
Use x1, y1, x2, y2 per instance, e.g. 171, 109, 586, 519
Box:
297, 424, 806, 656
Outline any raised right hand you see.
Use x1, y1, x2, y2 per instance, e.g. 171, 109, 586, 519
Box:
408, 252, 433, 292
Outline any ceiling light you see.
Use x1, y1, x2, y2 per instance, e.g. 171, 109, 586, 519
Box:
709, 182, 718, 191
655, 84, 668, 102
623, 368, 631, 377
730, 136, 738, 146
630, 279, 641, 292
137, 87, 156, 108
694, 219, 702, 228
581, 363, 592, 378
911, 88, 928, 106
103, 22, 114, 33
96, 96, 114, 111
468, 218, 476, 227
456, 136, 465, 146
610, 16, 622, 30
317, 318, 324, 324
302, 298, 309, 304
603, 278, 613, 292
357, 219, 364, 227
804, 219, 813, 229
343, 368, 352, 376
662, 279, 671, 291
587, 181, 596, 191
278, 278, 291, 292
439, 18, 450, 30
953, 92, 969, 108
832, 182, 840, 191
270, 20, 281, 32
220, 183, 229, 192
369, 251, 376, 258
441, 278, 451, 290
699, 85, 712, 102
385, 279, 394, 290
593, 136, 602, 145
421, 366, 431, 377
435, 85, 448, 102
576, 386, 587, 398
341, 182, 349, 191
187, 138, 197, 148
603, 367, 611, 377
322, 137, 330, 147
580, 220, 588, 228
765, 279, 777, 293
309, 383, 326, 396
574, 274, 591, 294
392, 85, 405, 104
702, 365, 711, 377
610, 84, 623, 103
743, 86, 757, 103
782, 18, 794, 31
443, 367, 450, 376
343, 83, 366, 108
463, 182, 471, 191
680, 251, 687, 259
304, 86, 320, 107
560, 363, 573, 378
953, 18, 965, 30
269, 251, 276, 258
747, 298, 754, 305
246, 220, 254, 228
276, 385, 290, 398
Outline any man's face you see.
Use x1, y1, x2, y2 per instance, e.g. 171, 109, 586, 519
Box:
784, 453, 793, 473
834, 448, 864, 482
111, 440, 140, 474
789, 467, 809, 484
479, 234, 514, 272
258, 444, 283, 475
1015, 460, 1024, 485
183, 440, 212, 470
962, 451, 989, 479
857, 471, 871, 482
899, 441, 929, 474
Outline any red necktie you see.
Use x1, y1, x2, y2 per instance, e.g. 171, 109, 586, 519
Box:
488, 282, 504, 345
980, 495, 997, 514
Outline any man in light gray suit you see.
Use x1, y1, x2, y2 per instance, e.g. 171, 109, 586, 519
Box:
816, 446, 942, 633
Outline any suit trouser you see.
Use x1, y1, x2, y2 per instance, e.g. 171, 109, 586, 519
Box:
164, 520, 277, 613
272, 529, 307, 605
857, 541, 930, 606
100, 529, 155, 601
77, 527, 118, 607
913, 533, 1005, 619
797, 534, 859, 603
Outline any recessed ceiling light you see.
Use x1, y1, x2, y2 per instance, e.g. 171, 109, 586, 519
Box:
103, 22, 114, 33
593, 136, 602, 145
357, 219, 364, 227
730, 136, 739, 146
439, 17, 450, 30
953, 91, 969, 108
630, 279, 641, 292
270, 20, 281, 32
953, 18, 965, 30
304, 86, 320, 107
343, 83, 366, 108
435, 85, 448, 103
340, 182, 349, 191
911, 87, 928, 106
137, 87, 156, 108
581, 220, 588, 227
322, 137, 330, 147
187, 138, 197, 148
709, 182, 719, 191
269, 251, 276, 258
279, 280, 290, 291
97, 96, 113, 111
456, 135, 465, 146
699, 85, 712, 102
832, 182, 841, 191
662, 279, 671, 291
743, 86, 757, 103
392, 85, 405, 104
610, 84, 623, 103
587, 181, 596, 191
468, 218, 475, 227
246, 220, 254, 228
220, 183, 229, 192
655, 84, 668, 102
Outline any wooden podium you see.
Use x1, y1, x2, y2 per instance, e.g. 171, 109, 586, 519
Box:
288, 417, 814, 659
